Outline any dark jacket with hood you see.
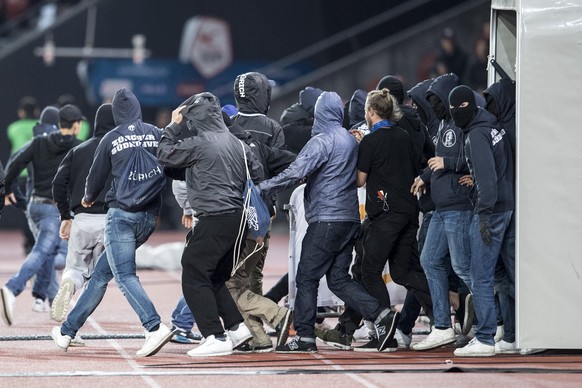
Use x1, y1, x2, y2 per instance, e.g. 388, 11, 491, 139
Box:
0, 161, 5, 216
157, 92, 264, 217
407, 78, 440, 147
84, 88, 163, 214
33, 106, 60, 137
259, 91, 360, 224
420, 73, 473, 212
280, 86, 323, 155
484, 78, 516, 155
52, 104, 116, 220
462, 108, 514, 222
231, 72, 285, 149
4, 126, 81, 201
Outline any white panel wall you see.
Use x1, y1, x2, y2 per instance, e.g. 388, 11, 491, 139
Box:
516, 0, 582, 349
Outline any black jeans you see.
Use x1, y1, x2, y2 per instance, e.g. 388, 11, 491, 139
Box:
181, 211, 245, 338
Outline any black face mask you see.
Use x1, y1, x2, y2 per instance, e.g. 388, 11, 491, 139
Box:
428, 93, 447, 120
413, 100, 428, 126
449, 86, 477, 128
485, 95, 499, 119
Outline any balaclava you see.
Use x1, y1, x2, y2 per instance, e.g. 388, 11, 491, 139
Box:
428, 93, 447, 120
449, 86, 477, 128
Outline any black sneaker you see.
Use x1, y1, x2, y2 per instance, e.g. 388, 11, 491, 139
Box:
354, 337, 398, 353
170, 326, 203, 344
276, 338, 317, 353
462, 294, 475, 336
276, 309, 293, 348
235, 342, 274, 353
374, 309, 400, 352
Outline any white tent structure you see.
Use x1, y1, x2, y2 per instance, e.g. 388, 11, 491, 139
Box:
490, 0, 582, 349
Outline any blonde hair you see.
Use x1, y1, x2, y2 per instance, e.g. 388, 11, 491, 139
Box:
366, 88, 403, 122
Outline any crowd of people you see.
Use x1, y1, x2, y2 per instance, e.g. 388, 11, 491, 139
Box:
0, 64, 531, 359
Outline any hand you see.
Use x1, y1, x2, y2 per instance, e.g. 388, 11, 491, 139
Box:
81, 197, 93, 208
171, 105, 186, 125
349, 129, 364, 143
59, 220, 72, 240
4, 193, 16, 206
458, 175, 474, 187
410, 176, 426, 196
182, 214, 193, 229
428, 156, 444, 171
479, 220, 492, 245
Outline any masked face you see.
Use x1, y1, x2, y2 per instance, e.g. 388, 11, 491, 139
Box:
428, 93, 447, 120
412, 99, 428, 126
449, 86, 477, 128
485, 95, 499, 119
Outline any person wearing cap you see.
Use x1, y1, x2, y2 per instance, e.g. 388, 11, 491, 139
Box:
1, 104, 83, 326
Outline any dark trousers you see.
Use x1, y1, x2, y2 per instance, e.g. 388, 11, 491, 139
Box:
181, 211, 245, 338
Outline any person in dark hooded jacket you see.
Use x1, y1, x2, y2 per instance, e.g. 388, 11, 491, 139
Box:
232, 72, 285, 149
481, 80, 518, 355
157, 92, 263, 357
259, 91, 399, 354
410, 73, 475, 352
280, 86, 323, 154
1, 104, 82, 327
50, 103, 116, 324
51, 89, 174, 358
449, 85, 514, 357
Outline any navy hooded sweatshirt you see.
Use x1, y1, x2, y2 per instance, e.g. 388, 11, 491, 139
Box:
84, 88, 163, 214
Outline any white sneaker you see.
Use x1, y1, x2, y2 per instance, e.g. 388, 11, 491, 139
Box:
454, 337, 495, 357
51, 326, 72, 351
0, 287, 15, 325
51, 278, 75, 322
32, 298, 49, 313
395, 329, 411, 349
136, 323, 173, 357
520, 348, 546, 355
187, 334, 234, 357
495, 340, 519, 354
70, 334, 86, 347
227, 322, 252, 349
494, 324, 504, 342
412, 327, 456, 351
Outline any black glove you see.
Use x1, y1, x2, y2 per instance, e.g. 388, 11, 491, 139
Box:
479, 220, 492, 245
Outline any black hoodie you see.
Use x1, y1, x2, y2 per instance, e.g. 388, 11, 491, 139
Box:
420, 73, 473, 212
4, 129, 81, 200
0, 161, 5, 216
484, 78, 516, 155
231, 72, 285, 149
52, 104, 116, 220
85, 89, 163, 214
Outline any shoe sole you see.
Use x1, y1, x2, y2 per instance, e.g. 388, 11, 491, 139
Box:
51, 279, 74, 322
1, 288, 13, 326
412, 336, 457, 351
377, 311, 400, 352
276, 310, 293, 348
462, 294, 475, 336
136, 330, 174, 357
454, 351, 495, 357
325, 340, 352, 350
188, 350, 234, 357
234, 346, 274, 354
275, 349, 317, 354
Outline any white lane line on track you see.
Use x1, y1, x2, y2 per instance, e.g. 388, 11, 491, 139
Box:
314, 353, 380, 388
86, 316, 161, 388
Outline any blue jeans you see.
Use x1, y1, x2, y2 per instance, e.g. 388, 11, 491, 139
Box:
294, 221, 381, 339
33, 238, 68, 303
172, 296, 194, 331
420, 210, 472, 328
469, 210, 513, 346
5, 202, 62, 298
62, 208, 160, 337
495, 213, 515, 342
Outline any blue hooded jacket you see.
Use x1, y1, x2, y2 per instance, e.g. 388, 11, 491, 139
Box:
259, 91, 360, 223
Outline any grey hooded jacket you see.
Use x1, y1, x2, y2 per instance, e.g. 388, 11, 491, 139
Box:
157, 92, 264, 217
258, 91, 359, 224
